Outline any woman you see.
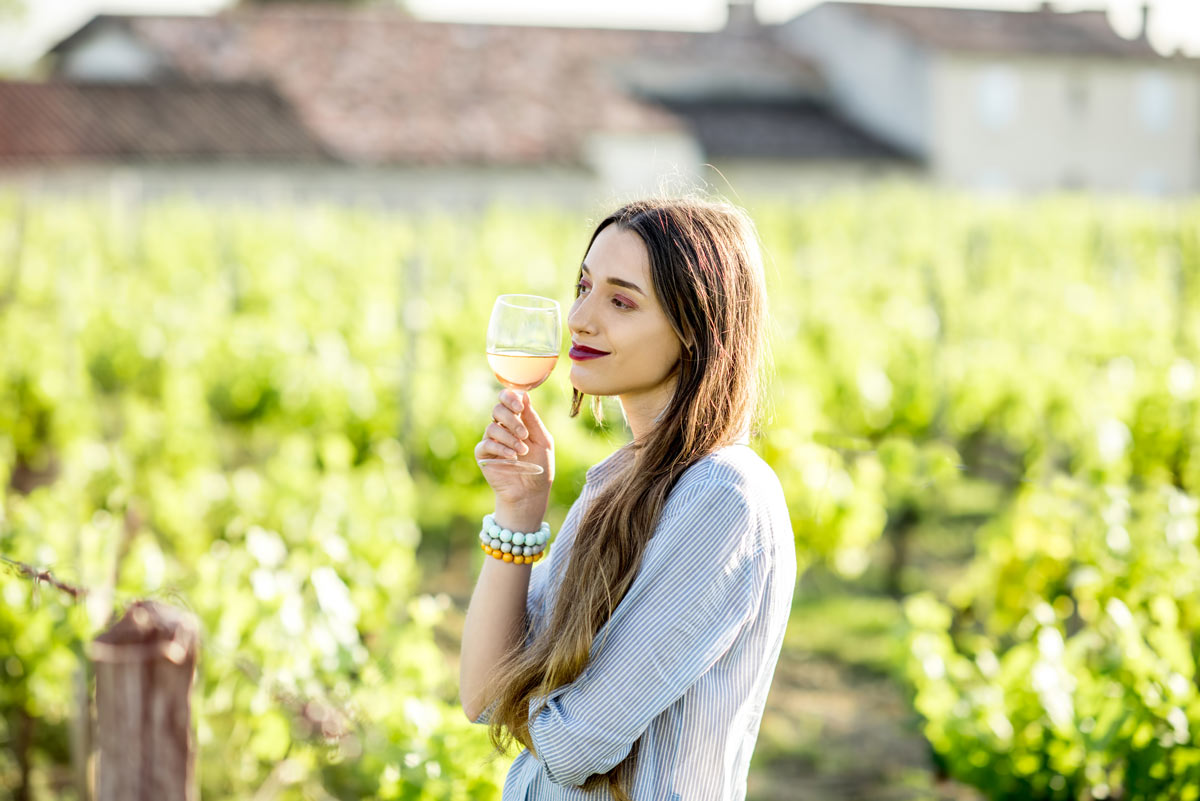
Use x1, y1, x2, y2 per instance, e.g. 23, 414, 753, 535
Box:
460, 198, 796, 801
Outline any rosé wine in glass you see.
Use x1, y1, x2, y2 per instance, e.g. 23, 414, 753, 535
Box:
478, 294, 560, 475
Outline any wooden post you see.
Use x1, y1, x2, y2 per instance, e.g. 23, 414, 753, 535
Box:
91, 600, 199, 801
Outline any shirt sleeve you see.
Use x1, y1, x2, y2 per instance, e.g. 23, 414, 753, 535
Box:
525, 480, 767, 787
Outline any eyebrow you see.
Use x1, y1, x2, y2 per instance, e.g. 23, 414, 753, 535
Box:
580, 263, 645, 296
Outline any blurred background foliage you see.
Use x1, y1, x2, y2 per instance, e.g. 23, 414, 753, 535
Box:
1, 186, 1198, 799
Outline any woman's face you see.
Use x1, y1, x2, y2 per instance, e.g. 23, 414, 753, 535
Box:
567, 225, 684, 409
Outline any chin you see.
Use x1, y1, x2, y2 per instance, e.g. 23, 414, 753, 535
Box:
569, 363, 617, 397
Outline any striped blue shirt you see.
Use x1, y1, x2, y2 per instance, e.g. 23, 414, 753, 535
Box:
475, 439, 797, 800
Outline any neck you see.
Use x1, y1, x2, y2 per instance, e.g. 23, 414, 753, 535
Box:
618, 384, 675, 444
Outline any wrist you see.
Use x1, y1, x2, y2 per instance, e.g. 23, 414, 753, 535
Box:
493, 501, 547, 533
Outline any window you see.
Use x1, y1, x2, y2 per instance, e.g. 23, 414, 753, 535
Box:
1136, 70, 1173, 133
1066, 72, 1089, 117
976, 64, 1020, 130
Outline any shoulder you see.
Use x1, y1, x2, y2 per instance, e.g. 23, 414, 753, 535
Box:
661, 444, 789, 533
674, 444, 784, 504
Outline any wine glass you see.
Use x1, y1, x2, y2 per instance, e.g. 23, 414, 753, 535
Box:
479, 294, 560, 474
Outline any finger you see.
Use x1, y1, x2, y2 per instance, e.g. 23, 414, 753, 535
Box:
519, 394, 552, 444
487, 422, 529, 455
500, 389, 524, 414
492, 402, 528, 439
476, 438, 519, 460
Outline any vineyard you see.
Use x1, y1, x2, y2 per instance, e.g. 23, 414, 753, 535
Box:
1, 188, 1198, 799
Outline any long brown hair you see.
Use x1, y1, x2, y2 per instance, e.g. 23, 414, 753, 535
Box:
481, 197, 771, 800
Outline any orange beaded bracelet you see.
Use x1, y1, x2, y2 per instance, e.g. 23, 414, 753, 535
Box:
481, 540, 545, 564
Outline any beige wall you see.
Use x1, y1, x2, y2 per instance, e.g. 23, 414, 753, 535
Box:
58, 24, 165, 82
775, 4, 934, 158
932, 53, 1200, 195
581, 131, 706, 207
0, 163, 602, 211
0, 158, 930, 212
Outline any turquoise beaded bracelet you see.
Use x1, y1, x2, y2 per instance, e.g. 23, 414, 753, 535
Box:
478, 513, 551, 564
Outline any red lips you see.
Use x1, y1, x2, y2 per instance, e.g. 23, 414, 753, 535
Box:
570, 342, 610, 360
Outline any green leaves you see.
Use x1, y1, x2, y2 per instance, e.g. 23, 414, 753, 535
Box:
906, 479, 1200, 799
0, 197, 517, 799
2, 189, 1200, 798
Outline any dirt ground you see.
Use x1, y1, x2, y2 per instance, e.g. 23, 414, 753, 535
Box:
745, 650, 982, 801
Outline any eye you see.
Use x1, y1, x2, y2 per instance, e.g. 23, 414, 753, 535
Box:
575, 280, 634, 310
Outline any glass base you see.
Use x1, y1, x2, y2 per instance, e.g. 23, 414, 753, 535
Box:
477, 458, 544, 475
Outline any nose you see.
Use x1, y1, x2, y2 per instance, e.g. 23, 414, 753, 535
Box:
567, 293, 597, 337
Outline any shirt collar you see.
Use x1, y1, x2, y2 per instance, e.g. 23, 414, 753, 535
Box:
584, 445, 634, 486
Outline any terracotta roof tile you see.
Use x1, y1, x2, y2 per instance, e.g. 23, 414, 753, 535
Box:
55, 8, 825, 166
0, 79, 330, 165
118, 10, 700, 165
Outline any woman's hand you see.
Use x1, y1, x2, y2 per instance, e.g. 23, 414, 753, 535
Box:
474, 389, 554, 510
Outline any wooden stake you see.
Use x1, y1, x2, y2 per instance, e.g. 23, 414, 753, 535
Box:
92, 600, 199, 801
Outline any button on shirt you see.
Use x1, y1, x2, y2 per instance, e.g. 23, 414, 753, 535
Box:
474, 440, 797, 800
